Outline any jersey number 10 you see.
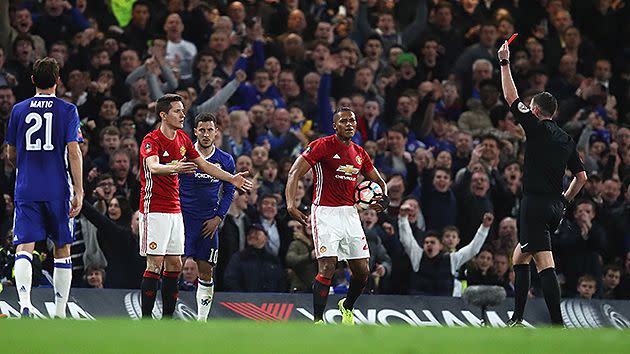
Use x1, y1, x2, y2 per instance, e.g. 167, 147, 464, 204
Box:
25, 112, 54, 151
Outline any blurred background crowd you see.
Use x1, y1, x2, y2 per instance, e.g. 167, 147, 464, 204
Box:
0, 0, 629, 300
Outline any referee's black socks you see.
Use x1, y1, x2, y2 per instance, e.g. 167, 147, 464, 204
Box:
512, 264, 530, 321
539, 267, 563, 325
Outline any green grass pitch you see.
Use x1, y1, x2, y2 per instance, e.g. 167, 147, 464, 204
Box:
2, 319, 630, 354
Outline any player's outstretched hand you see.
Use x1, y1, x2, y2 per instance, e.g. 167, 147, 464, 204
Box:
288, 206, 309, 227
482, 213, 494, 228
69, 194, 83, 218
201, 216, 222, 239
174, 161, 198, 174
231, 171, 253, 190
498, 41, 510, 61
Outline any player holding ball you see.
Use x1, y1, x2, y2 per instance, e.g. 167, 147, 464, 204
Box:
285, 107, 388, 325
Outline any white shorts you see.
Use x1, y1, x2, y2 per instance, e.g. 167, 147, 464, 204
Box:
139, 212, 185, 256
311, 205, 369, 260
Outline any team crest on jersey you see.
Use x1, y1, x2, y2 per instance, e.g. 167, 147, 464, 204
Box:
145, 143, 152, 152
149, 242, 157, 250
319, 246, 327, 254
180, 146, 186, 157
304, 146, 312, 154
356, 156, 362, 165
517, 102, 530, 113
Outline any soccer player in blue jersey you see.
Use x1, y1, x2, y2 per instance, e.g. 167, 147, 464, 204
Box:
179, 112, 236, 321
5, 57, 84, 318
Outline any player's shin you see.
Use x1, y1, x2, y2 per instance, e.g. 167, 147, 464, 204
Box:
141, 270, 160, 318
312, 274, 331, 322
196, 278, 214, 322
14, 251, 34, 313
161, 271, 180, 318
344, 273, 368, 310
53, 257, 72, 319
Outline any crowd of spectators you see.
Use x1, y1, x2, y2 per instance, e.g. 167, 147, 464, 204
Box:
1, 0, 630, 300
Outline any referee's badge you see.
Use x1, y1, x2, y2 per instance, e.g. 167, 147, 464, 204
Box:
517, 102, 530, 113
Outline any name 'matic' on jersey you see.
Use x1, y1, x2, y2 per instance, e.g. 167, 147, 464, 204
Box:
302, 134, 374, 207
5, 94, 81, 201
179, 144, 236, 219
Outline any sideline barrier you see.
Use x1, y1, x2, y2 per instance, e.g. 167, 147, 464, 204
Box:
1, 288, 629, 328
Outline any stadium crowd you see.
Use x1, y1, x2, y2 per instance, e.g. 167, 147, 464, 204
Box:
1, 0, 630, 300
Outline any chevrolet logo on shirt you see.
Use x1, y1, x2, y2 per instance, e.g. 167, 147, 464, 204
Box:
336, 164, 360, 175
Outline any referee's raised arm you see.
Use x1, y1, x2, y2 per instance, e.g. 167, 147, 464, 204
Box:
498, 40, 518, 106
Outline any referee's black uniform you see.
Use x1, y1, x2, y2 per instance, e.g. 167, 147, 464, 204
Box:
509, 99, 585, 253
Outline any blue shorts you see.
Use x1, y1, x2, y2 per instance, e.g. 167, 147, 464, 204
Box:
183, 214, 219, 264
13, 200, 75, 247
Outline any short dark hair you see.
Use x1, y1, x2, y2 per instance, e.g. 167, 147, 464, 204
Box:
155, 94, 183, 119
132, 0, 150, 10
433, 166, 452, 179
575, 198, 596, 212
333, 106, 354, 121
12, 33, 34, 53
32, 57, 60, 89
194, 112, 217, 128
99, 126, 121, 141
387, 122, 408, 136
480, 134, 502, 149
422, 230, 442, 242
532, 91, 558, 118
434, 1, 453, 12
578, 274, 597, 284
603, 264, 622, 276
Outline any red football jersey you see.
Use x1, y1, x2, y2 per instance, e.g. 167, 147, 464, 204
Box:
302, 135, 374, 207
139, 129, 200, 213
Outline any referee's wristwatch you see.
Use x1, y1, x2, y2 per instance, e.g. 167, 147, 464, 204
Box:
500, 59, 510, 66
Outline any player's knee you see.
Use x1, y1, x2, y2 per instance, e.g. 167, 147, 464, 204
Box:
164, 256, 182, 272
146, 255, 164, 273
53, 244, 71, 259
197, 261, 214, 281
533, 252, 554, 271
318, 261, 336, 278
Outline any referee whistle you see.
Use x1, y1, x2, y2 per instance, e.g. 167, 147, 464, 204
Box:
507, 33, 518, 45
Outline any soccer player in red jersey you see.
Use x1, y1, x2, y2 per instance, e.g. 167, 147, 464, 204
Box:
138, 94, 252, 319
285, 107, 388, 325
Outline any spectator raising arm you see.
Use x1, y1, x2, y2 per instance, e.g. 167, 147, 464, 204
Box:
398, 214, 424, 272
450, 213, 493, 272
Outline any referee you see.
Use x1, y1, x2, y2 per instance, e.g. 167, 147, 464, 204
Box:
498, 40, 587, 326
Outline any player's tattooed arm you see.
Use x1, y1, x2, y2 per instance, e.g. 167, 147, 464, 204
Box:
146, 155, 197, 175
191, 156, 253, 190
286, 156, 311, 226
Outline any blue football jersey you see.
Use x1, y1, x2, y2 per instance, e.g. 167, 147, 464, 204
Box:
179, 144, 236, 219
5, 94, 81, 201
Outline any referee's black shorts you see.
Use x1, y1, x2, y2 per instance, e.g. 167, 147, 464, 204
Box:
518, 195, 564, 253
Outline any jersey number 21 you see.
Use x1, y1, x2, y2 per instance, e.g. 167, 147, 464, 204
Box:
25, 112, 54, 151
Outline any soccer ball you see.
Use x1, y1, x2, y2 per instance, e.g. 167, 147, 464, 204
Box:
354, 180, 383, 209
